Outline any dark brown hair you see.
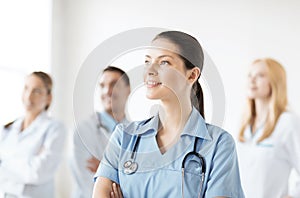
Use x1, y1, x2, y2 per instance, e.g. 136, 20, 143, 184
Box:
153, 31, 205, 118
103, 66, 130, 86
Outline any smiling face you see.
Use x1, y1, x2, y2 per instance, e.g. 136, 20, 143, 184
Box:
22, 74, 51, 115
99, 70, 130, 114
144, 38, 192, 102
247, 61, 272, 100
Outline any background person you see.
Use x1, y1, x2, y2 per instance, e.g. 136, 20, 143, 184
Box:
71, 66, 131, 198
0, 71, 66, 198
237, 58, 300, 198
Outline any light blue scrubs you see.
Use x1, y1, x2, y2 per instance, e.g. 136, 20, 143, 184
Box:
99, 111, 119, 132
95, 107, 244, 197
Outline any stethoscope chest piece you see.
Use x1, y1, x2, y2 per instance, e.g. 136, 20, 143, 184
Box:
123, 160, 138, 175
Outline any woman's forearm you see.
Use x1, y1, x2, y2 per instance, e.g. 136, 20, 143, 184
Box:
93, 177, 114, 198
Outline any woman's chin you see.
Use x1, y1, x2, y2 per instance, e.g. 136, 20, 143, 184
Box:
23, 105, 33, 111
146, 94, 159, 100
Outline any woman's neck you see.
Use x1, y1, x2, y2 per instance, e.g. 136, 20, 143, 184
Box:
21, 111, 41, 131
252, 99, 269, 132
255, 99, 269, 121
156, 98, 192, 153
159, 104, 192, 132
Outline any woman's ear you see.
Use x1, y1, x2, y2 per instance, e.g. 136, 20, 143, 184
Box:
187, 67, 201, 84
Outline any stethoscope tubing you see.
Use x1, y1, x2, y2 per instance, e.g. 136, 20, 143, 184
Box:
181, 138, 206, 198
131, 135, 141, 159
123, 135, 141, 175
124, 134, 206, 197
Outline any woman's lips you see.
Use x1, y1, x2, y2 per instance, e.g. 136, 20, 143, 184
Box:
146, 80, 162, 88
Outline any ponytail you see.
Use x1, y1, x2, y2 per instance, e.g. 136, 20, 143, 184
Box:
191, 79, 205, 119
154, 31, 205, 118
4, 120, 15, 129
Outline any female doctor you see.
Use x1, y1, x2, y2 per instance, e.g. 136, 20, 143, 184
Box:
93, 30, 244, 197
0, 71, 66, 197
237, 58, 300, 198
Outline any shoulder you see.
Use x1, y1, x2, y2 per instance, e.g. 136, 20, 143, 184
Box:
3, 120, 15, 129
277, 111, 300, 126
1, 117, 22, 135
205, 123, 235, 148
206, 124, 234, 139
41, 115, 66, 136
45, 115, 64, 127
274, 111, 300, 133
1, 120, 16, 139
275, 111, 300, 138
110, 117, 154, 141
120, 117, 154, 135
75, 114, 97, 130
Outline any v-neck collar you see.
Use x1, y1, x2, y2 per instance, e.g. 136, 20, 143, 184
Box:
124, 107, 212, 141
12, 111, 48, 137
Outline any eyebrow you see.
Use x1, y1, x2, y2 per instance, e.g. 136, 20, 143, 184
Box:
99, 80, 118, 85
145, 54, 175, 59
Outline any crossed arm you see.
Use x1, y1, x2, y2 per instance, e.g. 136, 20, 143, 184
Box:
92, 177, 230, 198
93, 177, 123, 198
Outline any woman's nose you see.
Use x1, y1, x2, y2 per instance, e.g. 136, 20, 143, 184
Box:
248, 74, 256, 84
146, 62, 158, 76
23, 89, 32, 100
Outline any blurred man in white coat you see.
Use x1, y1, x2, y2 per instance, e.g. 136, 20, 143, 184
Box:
71, 66, 130, 198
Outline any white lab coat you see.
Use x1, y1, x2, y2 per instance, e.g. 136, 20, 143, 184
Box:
237, 112, 300, 198
71, 112, 128, 198
70, 112, 114, 198
0, 111, 66, 198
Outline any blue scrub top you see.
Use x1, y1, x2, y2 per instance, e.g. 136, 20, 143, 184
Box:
95, 107, 244, 197
98, 111, 118, 132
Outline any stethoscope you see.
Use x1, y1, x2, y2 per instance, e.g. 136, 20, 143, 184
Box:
123, 135, 206, 198
181, 137, 206, 198
123, 135, 141, 174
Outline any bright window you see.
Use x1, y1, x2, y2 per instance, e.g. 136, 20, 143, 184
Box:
0, 0, 52, 125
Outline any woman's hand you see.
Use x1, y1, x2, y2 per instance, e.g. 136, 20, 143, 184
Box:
110, 183, 123, 198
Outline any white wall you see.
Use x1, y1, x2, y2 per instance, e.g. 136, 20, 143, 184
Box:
52, 0, 300, 197
52, 0, 300, 129
0, 0, 52, 125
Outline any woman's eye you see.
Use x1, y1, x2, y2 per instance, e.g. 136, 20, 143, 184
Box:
160, 61, 169, 66
33, 89, 42, 94
145, 60, 151, 65
257, 73, 265, 78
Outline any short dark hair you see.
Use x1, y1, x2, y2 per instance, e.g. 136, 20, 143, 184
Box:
103, 66, 130, 86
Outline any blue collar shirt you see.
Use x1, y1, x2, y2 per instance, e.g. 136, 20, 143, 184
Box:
95, 107, 244, 197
